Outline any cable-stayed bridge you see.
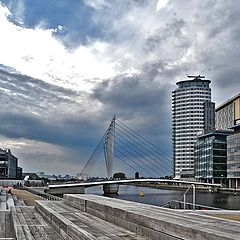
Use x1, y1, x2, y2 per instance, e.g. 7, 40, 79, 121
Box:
47, 117, 222, 195
80, 116, 173, 180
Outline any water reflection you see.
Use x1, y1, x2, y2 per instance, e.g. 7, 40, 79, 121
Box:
86, 185, 240, 210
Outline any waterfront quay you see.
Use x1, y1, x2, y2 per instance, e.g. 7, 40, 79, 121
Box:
1, 188, 240, 239
127, 182, 240, 194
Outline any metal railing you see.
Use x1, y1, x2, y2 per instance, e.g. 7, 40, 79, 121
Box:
161, 183, 221, 211
161, 199, 220, 210
183, 184, 195, 210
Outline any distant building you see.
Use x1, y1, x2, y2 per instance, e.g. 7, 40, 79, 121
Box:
22, 173, 42, 180
135, 172, 139, 179
172, 75, 212, 179
0, 148, 18, 179
35, 172, 45, 178
195, 130, 231, 185
227, 123, 240, 188
215, 93, 240, 130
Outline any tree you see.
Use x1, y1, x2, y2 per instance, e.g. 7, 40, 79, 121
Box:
113, 172, 126, 179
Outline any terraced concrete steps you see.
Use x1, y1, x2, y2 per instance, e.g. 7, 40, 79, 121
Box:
5, 192, 240, 240
63, 194, 240, 240
11, 206, 65, 240
36, 200, 147, 240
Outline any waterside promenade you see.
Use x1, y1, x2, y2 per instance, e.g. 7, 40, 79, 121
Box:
1, 189, 240, 239
127, 182, 240, 194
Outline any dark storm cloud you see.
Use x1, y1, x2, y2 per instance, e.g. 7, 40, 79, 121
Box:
0, 111, 103, 148
0, 68, 105, 149
91, 61, 177, 152
0, 68, 79, 105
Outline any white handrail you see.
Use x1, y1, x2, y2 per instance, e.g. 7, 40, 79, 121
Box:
183, 184, 196, 210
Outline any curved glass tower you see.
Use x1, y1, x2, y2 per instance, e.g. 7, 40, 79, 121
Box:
172, 76, 212, 179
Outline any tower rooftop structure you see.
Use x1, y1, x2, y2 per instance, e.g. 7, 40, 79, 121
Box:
176, 75, 211, 86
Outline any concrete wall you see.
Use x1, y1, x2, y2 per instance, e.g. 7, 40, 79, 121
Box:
63, 194, 240, 240
47, 186, 85, 195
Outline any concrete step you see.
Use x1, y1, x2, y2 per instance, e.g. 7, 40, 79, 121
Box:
63, 194, 240, 240
0, 211, 14, 239
0, 191, 7, 211
12, 195, 26, 206
11, 206, 65, 240
35, 200, 147, 240
6, 195, 15, 209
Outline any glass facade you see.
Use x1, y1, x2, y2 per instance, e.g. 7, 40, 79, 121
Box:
227, 125, 240, 188
195, 131, 230, 184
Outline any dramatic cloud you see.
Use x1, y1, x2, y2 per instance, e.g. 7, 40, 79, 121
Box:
0, 0, 239, 176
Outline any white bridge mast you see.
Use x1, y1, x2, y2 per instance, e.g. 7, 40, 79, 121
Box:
103, 116, 115, 179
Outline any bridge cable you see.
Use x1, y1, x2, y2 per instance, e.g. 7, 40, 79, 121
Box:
114, 122, 173, 171
106, 141, 152, 177
114, 126, 172, 173
115, 118, 173, 161
113, 139, 162, 177
115, 121, 173, 166
108, 131, 170, 176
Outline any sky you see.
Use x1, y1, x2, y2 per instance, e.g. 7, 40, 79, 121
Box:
0, 0, 239, 177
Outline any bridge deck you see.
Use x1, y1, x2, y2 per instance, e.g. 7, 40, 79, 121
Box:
48, 178, 222, 189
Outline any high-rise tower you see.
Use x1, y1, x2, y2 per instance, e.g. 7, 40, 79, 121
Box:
172, 75, 212, 179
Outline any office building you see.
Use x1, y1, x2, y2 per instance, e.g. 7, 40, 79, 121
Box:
227, 123, 240, 188
0, 148, 18, 179
215, 93, 240, 130
203, 101, 215, 133
195, 130, 231, 184
172, 75, 212, 179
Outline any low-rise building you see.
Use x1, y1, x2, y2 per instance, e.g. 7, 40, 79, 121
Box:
0, 148, 18, 179
215, 93, 240, 130
195, 130, 231, 185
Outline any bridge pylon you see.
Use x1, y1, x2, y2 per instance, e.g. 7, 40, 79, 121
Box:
103, 116, 115, 179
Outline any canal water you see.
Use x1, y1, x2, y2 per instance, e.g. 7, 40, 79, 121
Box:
86, 185, 240, 210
